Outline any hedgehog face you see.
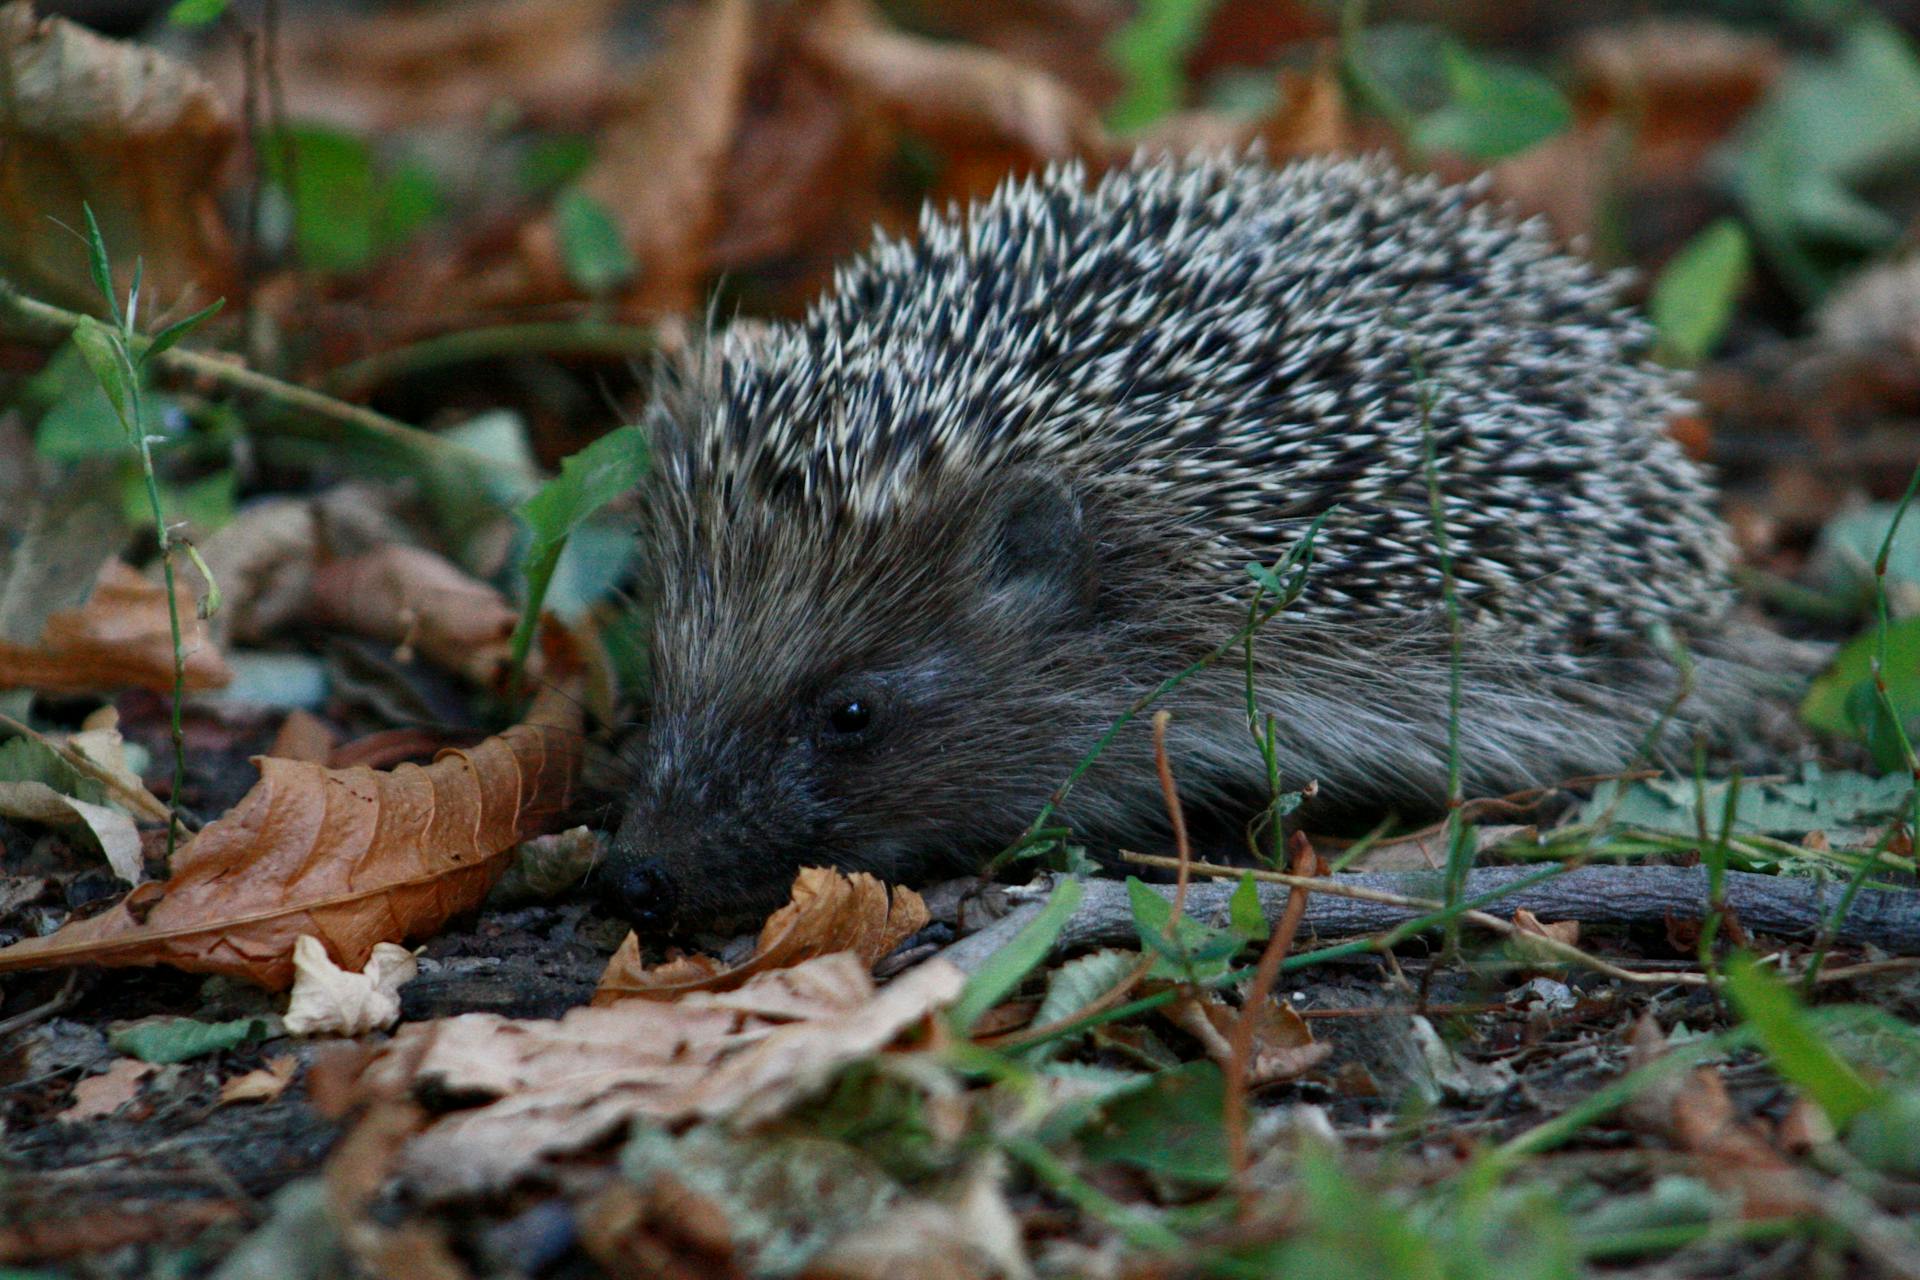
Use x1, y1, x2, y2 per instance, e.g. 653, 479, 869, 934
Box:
600, 469, 1119, 933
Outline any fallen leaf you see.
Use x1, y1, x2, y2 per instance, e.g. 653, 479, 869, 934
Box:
70, 707, 171, 823
450, 0, 752, 318
218, 1054, 298, 1106
803, 1157, 1030, 1280
0, 559, 230, 696
283, 935, 418, 1037
595, 867, 930, 1002
0, 2, 237, 311
1511, 908, 1581, 966
0, 685, 581, 989
268, 709, 337, 764
804, 10, 1104, 165
1162, 988, 1329, 1087
351, 955, 963, 1199
0, 779, 141, 885
307, 544, 524, 692
57, 1057, 156, 1123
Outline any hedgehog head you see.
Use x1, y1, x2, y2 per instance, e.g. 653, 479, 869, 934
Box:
601, 392, 1129, 931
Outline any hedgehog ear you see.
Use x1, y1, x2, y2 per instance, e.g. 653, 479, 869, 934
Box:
985, 470, 1098, 619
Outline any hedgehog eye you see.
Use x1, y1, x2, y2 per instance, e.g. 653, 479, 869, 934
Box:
818, 684, 883, 745
828, 700, 872, 735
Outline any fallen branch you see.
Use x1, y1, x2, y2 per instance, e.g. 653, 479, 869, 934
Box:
935, 866, 1920, 977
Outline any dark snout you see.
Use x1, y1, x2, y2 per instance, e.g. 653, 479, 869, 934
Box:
597, 854, 679, 932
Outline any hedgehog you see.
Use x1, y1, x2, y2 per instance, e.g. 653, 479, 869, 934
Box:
600, 152, 1767, 933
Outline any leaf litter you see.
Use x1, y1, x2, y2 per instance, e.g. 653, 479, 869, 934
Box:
1, 1, 1920, 1278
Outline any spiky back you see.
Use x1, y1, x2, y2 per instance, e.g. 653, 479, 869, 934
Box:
678, 154, 1733, 646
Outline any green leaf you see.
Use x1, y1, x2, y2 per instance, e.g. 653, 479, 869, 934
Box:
1104, 0, 1222, 132
1725, 954, 1882, 1129
263, 126, 442, 274
555, 188, 636, 295
36, 383, 126, 462
1033, 949, 1137, 1034
1079, 1061, 1232, 1186
519, 135, 595, 195
143, 297, 225, 364
948, 876, 1084, 1034
1228, 873, 1269, 941
1583, 764, 1911, 849
1801, 618, 1920, 766
1726, 20, 1920, 300
81, 204, 120, 328
167, 0, 230, 24
70, 317, 132, 429
109, 1015, 276, 1064
1809, 502, 1920, 608
508, 424, 649, 688
1650, 220, 1751, 366
1412, 42, 1571, 160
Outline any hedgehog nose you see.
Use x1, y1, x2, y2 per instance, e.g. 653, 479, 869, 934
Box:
602, 857, 677, 932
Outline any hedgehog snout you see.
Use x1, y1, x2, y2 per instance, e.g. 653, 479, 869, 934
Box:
600, 855, 678, 932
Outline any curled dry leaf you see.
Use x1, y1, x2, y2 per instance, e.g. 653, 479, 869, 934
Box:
283, 935, 419, 1037
803, 13, 1105, 164
0, 685, 581, 990
348, 954, 964, 1199
218, 1054, 298, 1106
307, 544, 525, 691
0, 560, 231, 696
57, 1057, 156, 1123
0, 780, 141, 885
594, 867, 930, 1003
1162, 988, 1330, 1087
0, 1, 236, 310
1510, 907, 1581, 966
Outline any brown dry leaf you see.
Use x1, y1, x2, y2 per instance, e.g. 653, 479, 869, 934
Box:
0, 780, 141, 885
307, 544, 524, 691
576, 1177, 745, 1280
351, 954, 963, 1199
218, 0, 622, 132
268, 709, 338, 764
451, 0, 752, 319
1162, 988, 1329, 1086
0, 2, 236, 311
1622, 1014, 1819, 1219
804, 9, 1105, 165
1512, 908, 1579, 943
57, 1057, 156, 1123
218, 1054, 298, 1106
0, 686, 581, 990
1573, 18, 1783, 183
595, 867, 930, 1003
1129, 61, 1356, 164
0, 559, 230, 696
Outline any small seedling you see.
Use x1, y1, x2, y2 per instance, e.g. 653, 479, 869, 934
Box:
69, 205, 225, 857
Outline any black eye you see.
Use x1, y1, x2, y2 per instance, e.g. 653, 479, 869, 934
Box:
827, 699, 872, 736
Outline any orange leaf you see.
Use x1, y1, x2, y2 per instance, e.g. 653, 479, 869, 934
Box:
0, 560, 230, 696
306, 545, 525, 691
0, 2, 237, 311
594, 867, 929, 1003
0, 687, 581, 990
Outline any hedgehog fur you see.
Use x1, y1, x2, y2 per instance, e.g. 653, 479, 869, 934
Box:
605, 153, 1759, 931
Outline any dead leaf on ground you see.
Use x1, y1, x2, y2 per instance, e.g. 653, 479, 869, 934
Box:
57, 1057, 156, 1123
804, 10, 1105, 165
1162, 988, 1330, 1087
0, 559, 230, 696
0, 778, 141, 885
0, 685, 581, 990
347, 954, 964, 1199
282, 935, 418, 1036
595, 867, 930, 1003
218, 1054, 298, 1106
268, 709, 338, 764
803, 1158, 1031, 1280
306, 544, 526, 692
448, 0, 752, 319
0, 1, 236, 311
209, 0, 623, 132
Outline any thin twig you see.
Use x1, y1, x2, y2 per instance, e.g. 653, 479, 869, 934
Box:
1225, 829, 1317, 1180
